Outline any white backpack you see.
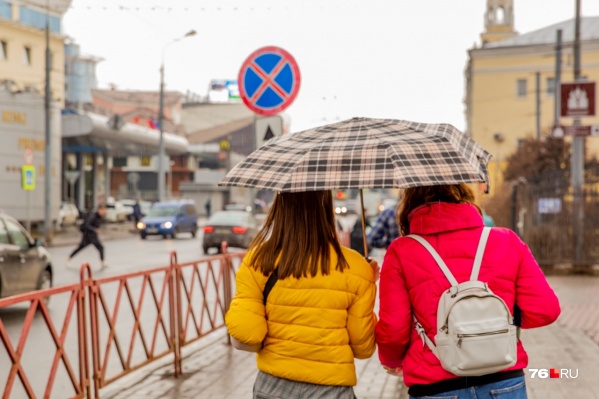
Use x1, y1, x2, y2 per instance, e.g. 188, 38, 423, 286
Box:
407, 227, 517, 377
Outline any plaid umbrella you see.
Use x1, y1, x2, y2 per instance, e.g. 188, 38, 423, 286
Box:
219, 117, 492, 192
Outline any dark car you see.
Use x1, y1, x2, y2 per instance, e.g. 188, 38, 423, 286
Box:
202, 211, 259, 254
137, 200, 198, 239
0, 212, 53, 299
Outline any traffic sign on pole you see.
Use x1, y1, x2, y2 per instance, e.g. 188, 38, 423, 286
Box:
24, 148, 33, 165
22, 165, 35, 190
238, 46, 301, 116
560, 81, 596, 117
255, 115, 283, 149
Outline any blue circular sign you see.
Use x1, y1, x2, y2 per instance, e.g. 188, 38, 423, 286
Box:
238, 46, 301, 116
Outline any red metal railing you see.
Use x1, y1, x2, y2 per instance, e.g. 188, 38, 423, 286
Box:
86, 263, 176, 397
0, 234, 357, 398
173, 251, 230, 354
0, 251, 234, 398
0, 239, 357, 397
0, 265, 91, 399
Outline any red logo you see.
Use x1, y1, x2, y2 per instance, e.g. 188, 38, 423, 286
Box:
550, 368, 560, 379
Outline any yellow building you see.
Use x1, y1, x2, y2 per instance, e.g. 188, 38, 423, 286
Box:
0, 0, 70, 226
0, 0, 68, 103
465, 0, 599, 194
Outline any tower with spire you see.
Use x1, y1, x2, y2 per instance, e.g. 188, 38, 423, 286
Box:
481, 0, 518, 46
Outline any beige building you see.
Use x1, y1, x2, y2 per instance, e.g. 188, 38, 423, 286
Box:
0, 0, 69, 104
465, 0, 599, 194
0, 0, 70, 226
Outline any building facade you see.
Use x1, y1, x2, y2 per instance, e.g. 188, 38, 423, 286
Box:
0, 0, 70, 227
466, 1, 599, 194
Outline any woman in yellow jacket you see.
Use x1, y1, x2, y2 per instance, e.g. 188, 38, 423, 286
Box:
225, 190, 378, 399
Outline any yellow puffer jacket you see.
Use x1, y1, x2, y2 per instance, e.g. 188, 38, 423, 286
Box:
225, 246, 377, 386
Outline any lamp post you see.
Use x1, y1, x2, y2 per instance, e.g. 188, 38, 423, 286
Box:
158, 29, 196, 202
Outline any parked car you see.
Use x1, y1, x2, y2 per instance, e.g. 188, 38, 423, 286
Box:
202, 210, 259, 254
137, 200, 198, 239
104, 201, 129, 223
0, 212, 52, 299
58, 202, 80, 227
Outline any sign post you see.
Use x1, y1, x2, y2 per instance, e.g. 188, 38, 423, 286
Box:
23, 149, 34, 232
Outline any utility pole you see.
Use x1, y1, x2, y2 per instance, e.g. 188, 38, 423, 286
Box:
535, 72, 541, 141
158, 63, 165, 202
554, 29, 562, 128
571, 0, 584, 266
44, 18, 53, 243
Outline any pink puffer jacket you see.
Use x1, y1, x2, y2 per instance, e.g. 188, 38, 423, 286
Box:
375, 202, 560, 387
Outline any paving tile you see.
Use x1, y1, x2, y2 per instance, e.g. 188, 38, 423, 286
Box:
103, 275, 599, 399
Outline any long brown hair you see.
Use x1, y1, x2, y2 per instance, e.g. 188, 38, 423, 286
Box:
249, 191, 349, 279
397, 184, 481, 236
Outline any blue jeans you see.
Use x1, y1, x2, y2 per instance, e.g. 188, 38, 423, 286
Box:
410, 376, 526, 399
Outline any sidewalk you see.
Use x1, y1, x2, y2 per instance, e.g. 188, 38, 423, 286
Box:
100, 275, 599, 399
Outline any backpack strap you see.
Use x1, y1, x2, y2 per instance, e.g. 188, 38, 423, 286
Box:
413, 314, 438, 356
470, 227, 491, 281
263, 271, 278, 305
406, 234, 458, 286
407, 227, 492, 354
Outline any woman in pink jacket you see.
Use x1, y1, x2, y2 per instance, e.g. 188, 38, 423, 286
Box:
375, 184, 560, 398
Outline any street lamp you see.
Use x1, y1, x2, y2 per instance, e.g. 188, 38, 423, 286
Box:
158, 29, 196, 202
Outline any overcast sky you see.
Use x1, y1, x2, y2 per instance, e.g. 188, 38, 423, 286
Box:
63, 0, 599, 133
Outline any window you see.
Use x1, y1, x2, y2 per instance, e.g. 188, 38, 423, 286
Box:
112, 157, 127, 167
0, 40, 6, 61
516, 79, 527, 98
0, 220, 9, 244
546, 77, 556, 96
0, 1, 12, 20
140, 156, 151, 166
23, 46, 31, 65
5, 219, 31, 248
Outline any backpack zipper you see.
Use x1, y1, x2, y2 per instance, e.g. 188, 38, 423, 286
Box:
457, 329, 509, 347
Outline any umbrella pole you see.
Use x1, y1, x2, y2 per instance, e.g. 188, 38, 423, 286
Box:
359, 189, 369, 259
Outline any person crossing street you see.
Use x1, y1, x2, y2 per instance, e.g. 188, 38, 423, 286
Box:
66, 203, 108, 269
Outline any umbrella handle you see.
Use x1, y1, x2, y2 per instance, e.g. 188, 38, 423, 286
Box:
359, 189, 369, 259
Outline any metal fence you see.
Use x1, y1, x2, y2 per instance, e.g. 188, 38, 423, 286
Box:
514, 169, 599, 268
0, 227, 353, 398
0, 247, 239, 399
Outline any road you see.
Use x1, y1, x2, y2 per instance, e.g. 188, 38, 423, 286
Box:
0, 229, 243, 399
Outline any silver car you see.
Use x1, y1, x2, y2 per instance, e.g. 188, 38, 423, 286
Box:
0, 212, 53, 299
202, 211, 259, 254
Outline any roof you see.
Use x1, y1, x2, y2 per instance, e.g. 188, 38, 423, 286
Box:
485, 16, 599, 48
182, 103, 254, 142
93, 89, 182, 106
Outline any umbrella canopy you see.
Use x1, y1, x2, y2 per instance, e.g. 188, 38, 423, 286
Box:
219, 117, 492, 192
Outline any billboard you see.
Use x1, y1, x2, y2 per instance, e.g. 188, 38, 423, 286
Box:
208, 79, 240, 103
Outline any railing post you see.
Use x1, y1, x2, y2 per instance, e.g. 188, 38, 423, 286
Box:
169, 251, 182, 376
221, 242, 233, 345
89, 267, 102, 398
79, 263, 96, 399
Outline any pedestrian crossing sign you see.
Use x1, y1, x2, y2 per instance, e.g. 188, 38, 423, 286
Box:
22, 165, 35, 190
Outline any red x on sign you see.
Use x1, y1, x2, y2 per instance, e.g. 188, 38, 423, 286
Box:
238, 46, 301, 116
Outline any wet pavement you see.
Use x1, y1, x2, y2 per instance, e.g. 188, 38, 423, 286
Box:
97, 270, 599, 399
44, 224, 599, 398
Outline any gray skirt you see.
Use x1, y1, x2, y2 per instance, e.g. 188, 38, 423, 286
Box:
253, 371, 356, 399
